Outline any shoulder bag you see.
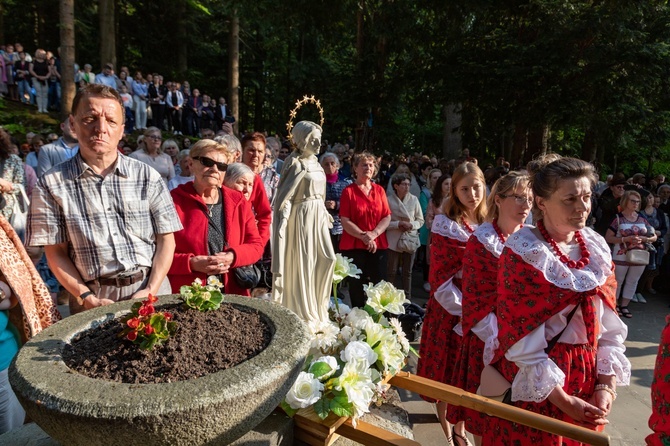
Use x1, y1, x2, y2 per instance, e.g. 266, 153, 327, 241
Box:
617, 215, 650, 265
8, 184, 29, 241
477, 302, 580, 404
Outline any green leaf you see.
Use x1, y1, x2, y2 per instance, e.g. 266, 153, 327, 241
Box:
314, 397, 331, 419
363, 305, 376, 317
309, 362, 332, 380
330, 394, 354, 418
280, 400, 298, 417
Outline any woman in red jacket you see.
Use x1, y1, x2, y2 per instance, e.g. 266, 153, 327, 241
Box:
168, 139, 264, 296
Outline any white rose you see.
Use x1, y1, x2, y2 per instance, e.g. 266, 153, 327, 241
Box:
345, 308, 374, 331
309, 355, 340, 380
340, 340, 378, 367
285, 372, 324, 409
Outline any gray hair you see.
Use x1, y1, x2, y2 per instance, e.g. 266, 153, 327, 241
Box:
320, 152, 340, 168
177, 149, 190, 161
266, 136, 280, 154
223, 163, 254, 188
214, 134, 242, 156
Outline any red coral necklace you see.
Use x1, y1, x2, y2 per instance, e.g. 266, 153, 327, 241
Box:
537, 219, 590, 269
462, 219, 475, 234
492, 218, 521, 244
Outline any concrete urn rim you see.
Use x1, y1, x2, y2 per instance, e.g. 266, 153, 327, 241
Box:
9, 294, 310, 446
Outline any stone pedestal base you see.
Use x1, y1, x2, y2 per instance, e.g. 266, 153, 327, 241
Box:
0, 412, 295, 446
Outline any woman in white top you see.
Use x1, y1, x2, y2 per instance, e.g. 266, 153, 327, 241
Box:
604, 190, 656, 318
386, 172, 423, 299
128, 127, 175, 184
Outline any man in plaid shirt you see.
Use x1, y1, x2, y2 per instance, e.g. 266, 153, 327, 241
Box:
27, 84, 182, 314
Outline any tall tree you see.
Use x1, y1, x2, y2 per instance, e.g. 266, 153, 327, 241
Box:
99, 0, 115, 68
228, 10, 240, 134
60, 0, 76, 118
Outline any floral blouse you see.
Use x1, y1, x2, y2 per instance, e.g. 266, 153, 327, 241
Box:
0, 154, 25, 219
608, 212, 652, 264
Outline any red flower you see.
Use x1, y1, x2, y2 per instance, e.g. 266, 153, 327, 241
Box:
146, 294, 158, 304
144, 325, 155, 335
138, 304, 155, 316
163, 312, 173, 321
127, 317, 140, 329
127, 331, 138, 341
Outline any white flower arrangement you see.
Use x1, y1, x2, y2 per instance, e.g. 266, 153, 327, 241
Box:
281, 257, 416, 426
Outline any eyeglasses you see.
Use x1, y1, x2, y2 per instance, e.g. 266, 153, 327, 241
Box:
147, 135, 162, 141
500, 194, 533, 205
630, 199, 641, 204
193, 156, 228, 171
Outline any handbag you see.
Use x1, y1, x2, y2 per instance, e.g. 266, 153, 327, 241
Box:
8, 184, 29, 240
232, 263, 261, 289
204, 197, 261, 290
397, 230, 420, 253
476, 303, 580, 404
625, 249, 649, 265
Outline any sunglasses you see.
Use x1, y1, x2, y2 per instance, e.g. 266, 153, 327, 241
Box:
193, 156, 228, 171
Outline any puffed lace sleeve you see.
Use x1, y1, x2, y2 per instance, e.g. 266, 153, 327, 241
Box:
597, 304, 631, 386
471, 312, 499, 366
505, 324, 565, 402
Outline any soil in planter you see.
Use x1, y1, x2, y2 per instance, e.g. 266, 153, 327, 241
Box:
62, 303, 272, 384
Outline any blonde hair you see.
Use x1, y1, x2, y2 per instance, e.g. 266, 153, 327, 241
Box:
444, 162, 487, 225
486, 171, 530, 222
351, 152, 379, 179
620, 190, 641, 210
189, 139, 227, 159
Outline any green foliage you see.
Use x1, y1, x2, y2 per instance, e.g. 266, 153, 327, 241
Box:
179, 277, 224, 312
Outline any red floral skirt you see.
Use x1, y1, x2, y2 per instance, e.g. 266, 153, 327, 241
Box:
446, 330, 487, 435
416, 297, 461, 403
482, 343, 601, 446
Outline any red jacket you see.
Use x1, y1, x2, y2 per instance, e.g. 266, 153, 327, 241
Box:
169, 183, 264, 296
250, 174, 272, 245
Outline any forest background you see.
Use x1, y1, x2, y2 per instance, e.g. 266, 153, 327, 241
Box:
3, 0, 670, 177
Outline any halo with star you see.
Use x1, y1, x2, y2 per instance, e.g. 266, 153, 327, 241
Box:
286, 95, 325, 145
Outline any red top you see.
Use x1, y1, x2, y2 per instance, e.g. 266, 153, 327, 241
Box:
339, 182, 391, 251
250, 174, 272, 246
168, 183, 264, 296
648, 315, 670, 446
461, 236, 498, 335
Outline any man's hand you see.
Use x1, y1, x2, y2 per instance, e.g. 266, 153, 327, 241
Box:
83, 295, 115, 310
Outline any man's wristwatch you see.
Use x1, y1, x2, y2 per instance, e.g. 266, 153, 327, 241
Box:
80, 291, 95, 301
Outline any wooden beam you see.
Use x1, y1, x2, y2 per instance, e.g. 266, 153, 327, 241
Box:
335, 418, 422, 446
389, 372, 609, 446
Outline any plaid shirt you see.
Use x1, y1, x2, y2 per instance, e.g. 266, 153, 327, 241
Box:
27, 153, 182, 282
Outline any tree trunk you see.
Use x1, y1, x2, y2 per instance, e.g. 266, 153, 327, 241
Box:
525, 124, 548, 165
99, 0, 116, 69
356, 0, 364, 59
510, 123, 527, 168
0, 2, 5, 46
228, 11, 240, 134
176, 0, 188, 75
581, 128, 597, 163
60, 0, 76, 119
442, 103, 462, 160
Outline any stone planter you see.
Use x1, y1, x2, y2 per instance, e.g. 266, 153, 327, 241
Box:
9, 295, 310, 446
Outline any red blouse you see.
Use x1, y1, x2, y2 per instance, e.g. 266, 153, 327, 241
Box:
647, 315, 670, 446
339, 182, 391, 251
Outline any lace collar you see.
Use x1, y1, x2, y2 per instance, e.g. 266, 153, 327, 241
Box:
506, 226, 612, 292
473, 222, 504, 258
431, 214, 477, 242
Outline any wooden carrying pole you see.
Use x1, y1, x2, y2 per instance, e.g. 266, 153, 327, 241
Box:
389, 372, 610, 446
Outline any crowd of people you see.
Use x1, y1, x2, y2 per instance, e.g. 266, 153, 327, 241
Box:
2, 79, 670, 445
0, 44, 233, 136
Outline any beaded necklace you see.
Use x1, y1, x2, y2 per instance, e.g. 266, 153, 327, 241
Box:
537, 219, 590, 269
492, 218, 521, 244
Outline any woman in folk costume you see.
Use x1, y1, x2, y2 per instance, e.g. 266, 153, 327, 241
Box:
483, 155, 630, 446
448, 172, 531, 444
416, 162, 487, 446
